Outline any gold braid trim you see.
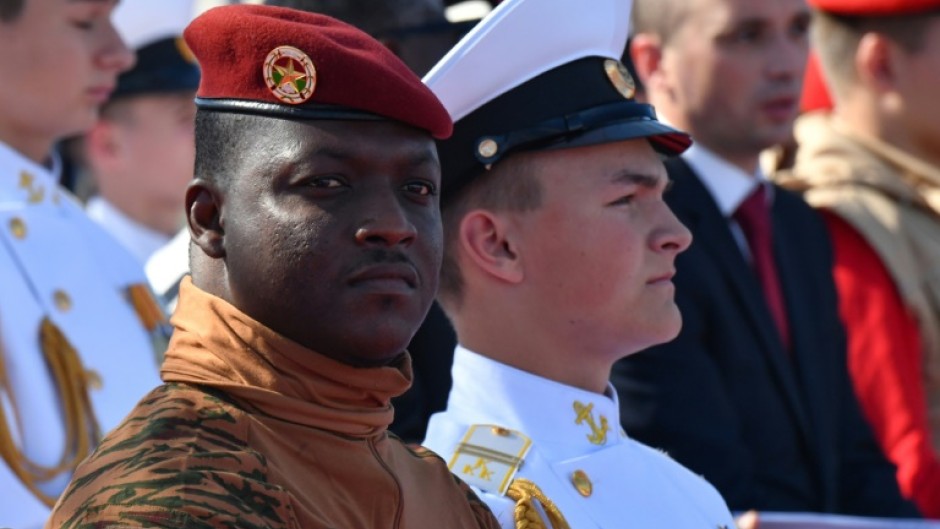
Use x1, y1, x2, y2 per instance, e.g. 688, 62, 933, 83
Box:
0, 317, 100, 506
127, 284, 167, 332
506, 478, 571, 529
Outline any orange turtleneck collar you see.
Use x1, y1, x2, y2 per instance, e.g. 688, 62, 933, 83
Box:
161, 276, 413, 438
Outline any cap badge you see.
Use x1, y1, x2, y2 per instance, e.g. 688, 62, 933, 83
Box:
263, 45, 317, 105
604, 59, 636, 100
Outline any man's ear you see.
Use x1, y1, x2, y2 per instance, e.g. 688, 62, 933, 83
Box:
185, 178, 225, 258
458, 209, 524, 285
856, 32, 897, 94
84, 120, 124, 172
630, 32, 664, 88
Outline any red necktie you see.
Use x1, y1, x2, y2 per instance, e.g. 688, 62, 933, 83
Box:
733, 185, 791, 350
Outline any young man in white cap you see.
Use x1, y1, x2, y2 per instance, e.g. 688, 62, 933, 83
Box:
0, 0, 164, 527
81, 0, 200, 266
420, 0, 735, 527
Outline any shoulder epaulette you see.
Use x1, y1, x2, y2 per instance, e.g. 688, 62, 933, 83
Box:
447, 424, 531, 496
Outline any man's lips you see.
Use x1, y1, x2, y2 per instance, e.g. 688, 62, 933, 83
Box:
761, 95, 798, 121
648, 270, 675, 285
87, 85, 115, 104
347, 262, 419, 291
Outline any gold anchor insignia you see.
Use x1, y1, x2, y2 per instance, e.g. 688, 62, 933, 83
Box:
18, 171, 44, 204
462, 457, 494, 481
573, 401, 610, 445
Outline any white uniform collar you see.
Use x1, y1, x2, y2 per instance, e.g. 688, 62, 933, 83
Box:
682, 142, 767, 217
0, 141, 61, 207
86, 196, 170, 265
448, 345, 624, 461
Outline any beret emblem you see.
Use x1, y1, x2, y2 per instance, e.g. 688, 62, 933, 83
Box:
603, 59, 635, 100
263, 45, 317, 105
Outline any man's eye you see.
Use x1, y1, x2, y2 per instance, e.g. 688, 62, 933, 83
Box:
609, 194, 635, 206
790, 17, 810, 39
733, 28, 762, 43
309, 176, 345, 188
404, 181, 437, 197
71, 19, 96, 30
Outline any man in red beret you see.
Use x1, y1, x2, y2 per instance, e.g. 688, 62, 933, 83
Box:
778, 0, 940, 517
45, 5, 499, 528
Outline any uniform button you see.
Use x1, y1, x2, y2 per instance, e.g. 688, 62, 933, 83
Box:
491, 426, 512, 437
9, 217, 26, 239
478, 138, 498, 159
53, 290, 73, 312
571, 469, 592, 497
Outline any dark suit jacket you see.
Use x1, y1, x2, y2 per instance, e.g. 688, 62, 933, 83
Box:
611, 158, 919, 517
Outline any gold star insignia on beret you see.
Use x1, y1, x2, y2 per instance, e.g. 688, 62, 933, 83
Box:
263, 45, 317, 105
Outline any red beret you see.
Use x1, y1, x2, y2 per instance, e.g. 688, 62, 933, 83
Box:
184, 4, 452, 139
808, 0, 940, 16
800, 52, 833, 113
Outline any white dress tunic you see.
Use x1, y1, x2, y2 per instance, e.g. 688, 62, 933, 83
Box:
423, 346, 736, 529
0, 142, 162, 529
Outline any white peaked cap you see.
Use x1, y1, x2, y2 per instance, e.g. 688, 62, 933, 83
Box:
425, 0, 691, 205
424, 0, 633, 122
113, 0, 197, 50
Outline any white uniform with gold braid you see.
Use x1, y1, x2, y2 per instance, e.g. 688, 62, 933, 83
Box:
0, 141, 164, 529
423, 347, 736, 529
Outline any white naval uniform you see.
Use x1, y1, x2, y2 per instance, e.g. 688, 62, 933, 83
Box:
0, 142, 162, 529
145, 226, 190, 312
423, 346, 736, 529
86, 196, 171, 266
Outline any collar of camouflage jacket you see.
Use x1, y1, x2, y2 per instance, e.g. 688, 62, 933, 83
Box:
161, 276, 413, 437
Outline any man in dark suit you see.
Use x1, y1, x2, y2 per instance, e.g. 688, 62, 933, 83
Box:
611, 0, 920, 517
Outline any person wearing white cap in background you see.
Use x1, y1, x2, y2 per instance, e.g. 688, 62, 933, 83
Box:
419, 0, 735, 527
78, 0, 200, 266
0, 0, 165, 527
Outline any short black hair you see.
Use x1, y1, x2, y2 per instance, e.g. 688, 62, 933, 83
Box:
0, 0, 25, 22
438, 153, 542, 311
193, 109, 272, 189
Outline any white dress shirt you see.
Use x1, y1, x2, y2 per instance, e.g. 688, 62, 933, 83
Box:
683, 143, 771, 260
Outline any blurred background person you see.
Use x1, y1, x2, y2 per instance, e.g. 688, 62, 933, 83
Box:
79, 0, 200, 266
612, 0, 919, 517
0, 0, 164, 527
778, 0, 940, 517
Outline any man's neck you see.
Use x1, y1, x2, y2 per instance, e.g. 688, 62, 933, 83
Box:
702, 145, 760, 176
453, 312, 615, 395
0, 126, 54, 167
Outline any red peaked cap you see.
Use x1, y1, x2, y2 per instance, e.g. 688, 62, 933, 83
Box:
808, 0, 940, 15
183, 4, 452, 139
